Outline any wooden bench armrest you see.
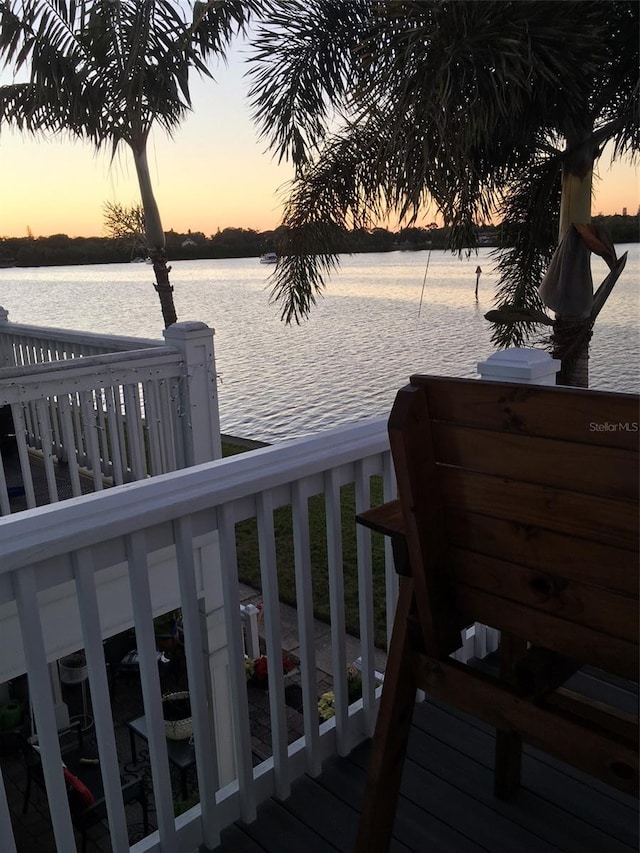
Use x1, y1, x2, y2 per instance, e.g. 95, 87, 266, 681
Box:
356, 500, 413, 577
356, 500, 404, 538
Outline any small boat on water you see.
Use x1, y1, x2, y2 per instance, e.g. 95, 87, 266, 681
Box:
259, 252, 277, 264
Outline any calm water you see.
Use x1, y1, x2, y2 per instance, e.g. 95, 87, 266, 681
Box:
1, 247, 638, 442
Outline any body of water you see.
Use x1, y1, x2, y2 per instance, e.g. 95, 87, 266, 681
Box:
1, 247, 638, 443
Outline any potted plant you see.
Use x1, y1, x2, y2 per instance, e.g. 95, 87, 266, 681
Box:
161, 691, 192, 740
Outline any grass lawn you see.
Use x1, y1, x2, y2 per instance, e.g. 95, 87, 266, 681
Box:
222, 439, 388, 648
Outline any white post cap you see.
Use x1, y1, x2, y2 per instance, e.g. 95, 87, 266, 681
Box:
477, 347, 561, 385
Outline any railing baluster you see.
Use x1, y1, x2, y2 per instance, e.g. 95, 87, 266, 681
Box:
125, 530, 178, 846
256, 490, 290, 800
34, 399, 59, 503
72, 548, 131, 850
80, 390, 104, 490
158, 378, 179, 472
324, 467, 350, 756
382, 449, 398, 649
291, 479, 322, 776
11, 404, 36, 508
0, 450, 11, 515
104, 386, 126, 485
143, 380, 164, 476
70, 391, 87, 467
57, 394, 83, 496
48, 395, 62, 459
355, 458, 376, 736
174, 514, 221, 849
217, 502, 257, 824
95, 388, 112, 478
123, 384, 147, 480
14, 565, 77, 851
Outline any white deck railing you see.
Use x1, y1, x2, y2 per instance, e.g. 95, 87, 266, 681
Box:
0, 313, 161, 367
0, 315, 222, 514
0, 417, 397, 853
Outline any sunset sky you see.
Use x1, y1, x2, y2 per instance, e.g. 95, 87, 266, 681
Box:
0, 44, 637, 240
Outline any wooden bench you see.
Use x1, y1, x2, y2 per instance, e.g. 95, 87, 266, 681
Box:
356, 375, 639, 852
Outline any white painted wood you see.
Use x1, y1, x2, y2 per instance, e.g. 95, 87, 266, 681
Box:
174, 515, 221, 849
256, 489, 290, 800
123, 384, 147, 480
240, 604, 261, 659
14, 565, 78, 851
58, 394, 83, 495
354, 459, 376, 736
478, 347, 561, 385
106, 386, 128, 486
80, 390, 104, 491
34, 399, 59, 502
0, 321, 162, 356
324, 467, 350, 757
11, 404, 36, 508
143, 381, 164, 476
291, 479, 322, 776
217, 502, 257, 824
125, 531, 178, 847
382, 450, 398, 651
0, 453, 10, 516
163, 322, 222, 463
73, 549, 131, 851
0, 415, 393, 852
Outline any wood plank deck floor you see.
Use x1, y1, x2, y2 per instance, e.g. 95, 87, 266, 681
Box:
215, 670, 638, 853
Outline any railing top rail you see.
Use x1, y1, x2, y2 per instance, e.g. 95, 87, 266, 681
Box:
0, 345, 181, 382
0, 417, 389, 573
0, 320, 163, 351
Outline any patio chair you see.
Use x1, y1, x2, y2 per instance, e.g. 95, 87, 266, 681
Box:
356, 375, 639, 853
103, 628, 179, 697
21, 723, 148, 853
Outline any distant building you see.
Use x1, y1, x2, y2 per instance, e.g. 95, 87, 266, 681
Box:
182, 238, 196, 248
622, 207, 627, 216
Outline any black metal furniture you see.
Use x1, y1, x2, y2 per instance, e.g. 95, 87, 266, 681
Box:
127, 713, 196, 801
21, 723, 148, 853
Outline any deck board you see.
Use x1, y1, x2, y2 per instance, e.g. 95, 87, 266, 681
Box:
214, 694, 639, 853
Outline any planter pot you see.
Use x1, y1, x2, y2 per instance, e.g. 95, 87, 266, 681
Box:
59, 654, 88, 684
162, 691, 192, 740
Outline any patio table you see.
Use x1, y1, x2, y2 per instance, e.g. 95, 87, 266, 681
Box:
126, 714, 195, 801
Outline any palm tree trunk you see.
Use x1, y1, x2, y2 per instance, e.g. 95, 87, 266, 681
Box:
552, 139, 594, 387
132, 144, 178, 329
552, 317, 592, 387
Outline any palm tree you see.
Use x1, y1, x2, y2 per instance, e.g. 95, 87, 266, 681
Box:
0, 0, 266, 328
247, 0, 638, 384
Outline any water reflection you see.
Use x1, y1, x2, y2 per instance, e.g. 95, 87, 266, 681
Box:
2, 247, 638, 442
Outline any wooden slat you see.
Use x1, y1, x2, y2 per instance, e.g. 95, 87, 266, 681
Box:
357, 499, 403, 538
414, 375, 640, 451
432, 423, 638, 501
414, 656, 638, 795
449, 547, 639, 642
445, 510, 639, 595
547, 687, 638, 745
439, 467, 638, 550
454, 585, 638, 680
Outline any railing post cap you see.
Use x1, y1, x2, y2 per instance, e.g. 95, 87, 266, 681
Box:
477, 347, 561, 384
163, 321, 214, 341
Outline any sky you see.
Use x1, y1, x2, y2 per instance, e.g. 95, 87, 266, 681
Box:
0, 43, 638, 241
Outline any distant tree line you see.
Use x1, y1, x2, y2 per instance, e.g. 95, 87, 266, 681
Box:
0, 215, 636, 269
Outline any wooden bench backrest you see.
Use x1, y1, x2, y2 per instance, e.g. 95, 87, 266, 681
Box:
388, 376, 639, 680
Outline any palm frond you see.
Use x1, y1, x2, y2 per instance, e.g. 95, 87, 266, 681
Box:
247, 0, 372, 168
490, 155, 561, 349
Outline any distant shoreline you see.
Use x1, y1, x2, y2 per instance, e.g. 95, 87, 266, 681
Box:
0, 214, 637, 269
